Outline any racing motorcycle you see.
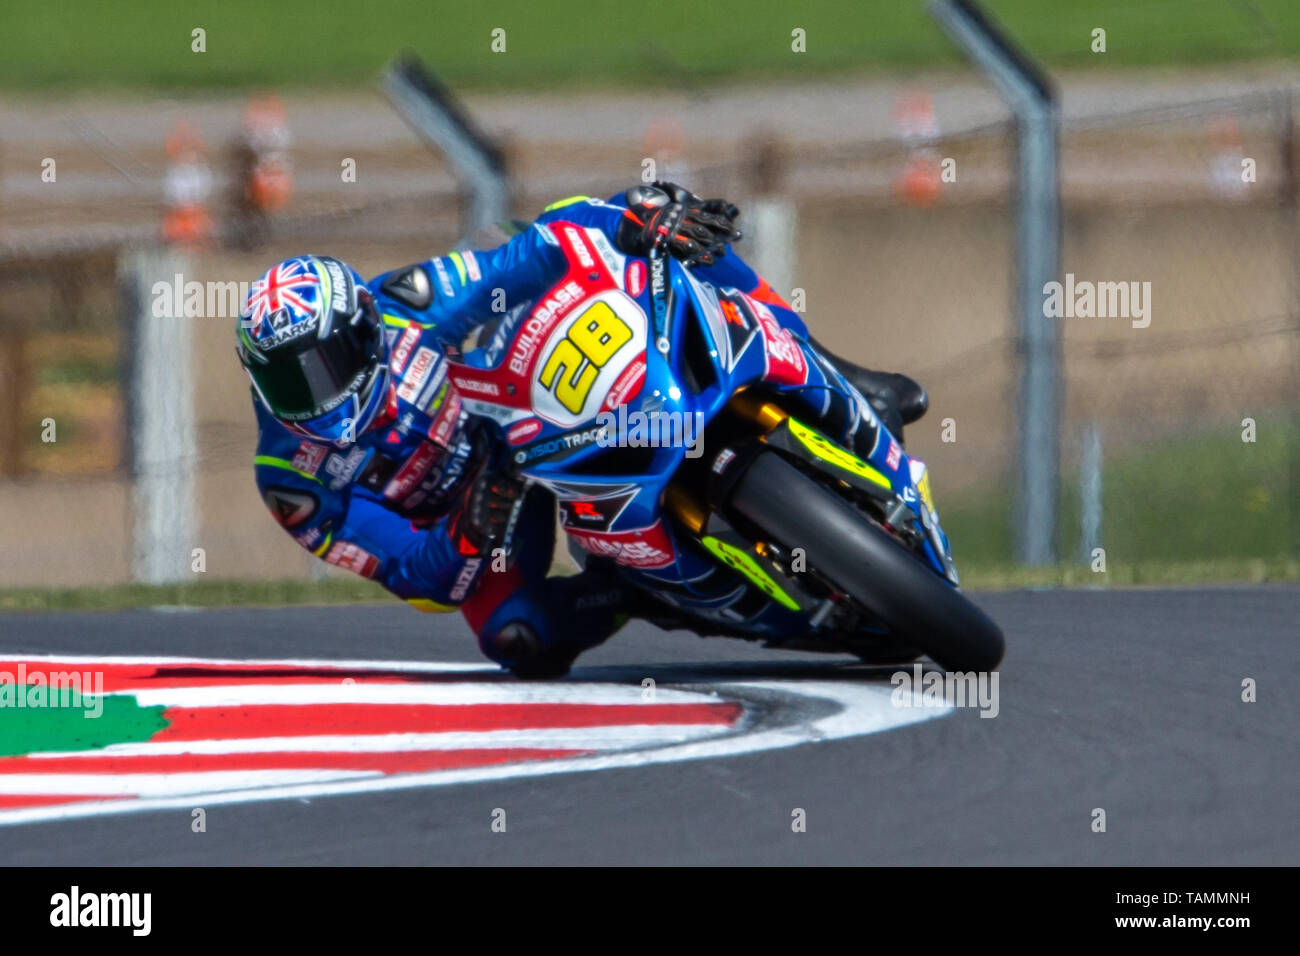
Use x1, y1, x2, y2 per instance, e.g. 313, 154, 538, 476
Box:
441, 224, 1005, 672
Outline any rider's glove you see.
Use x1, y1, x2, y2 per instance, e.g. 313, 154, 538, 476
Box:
616, 182, 741, 267
448, 466, 525, 558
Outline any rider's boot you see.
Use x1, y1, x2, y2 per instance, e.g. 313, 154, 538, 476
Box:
809, 337, 928, 440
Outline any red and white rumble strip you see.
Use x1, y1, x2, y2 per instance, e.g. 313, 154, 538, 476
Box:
0, 654, 949, 826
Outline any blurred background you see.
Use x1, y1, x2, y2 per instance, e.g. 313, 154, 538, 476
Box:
2, 0, 1299, 600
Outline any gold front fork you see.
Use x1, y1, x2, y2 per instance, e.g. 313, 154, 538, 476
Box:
726, 390, 789, 432
661, 391, 789, 536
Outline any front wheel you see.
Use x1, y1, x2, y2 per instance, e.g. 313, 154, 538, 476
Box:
726, 450, 1005, 672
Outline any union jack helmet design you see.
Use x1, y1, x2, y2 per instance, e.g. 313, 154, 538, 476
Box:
236, 255, 389, 446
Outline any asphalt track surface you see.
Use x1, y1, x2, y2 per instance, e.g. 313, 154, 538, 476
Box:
0, 585, 1296, 865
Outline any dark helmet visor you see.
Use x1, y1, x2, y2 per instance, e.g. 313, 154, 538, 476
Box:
246, 293, 383, 419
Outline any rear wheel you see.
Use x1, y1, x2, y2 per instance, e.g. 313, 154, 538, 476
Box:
727, 450, 1005, 671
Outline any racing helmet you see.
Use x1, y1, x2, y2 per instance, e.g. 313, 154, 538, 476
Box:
236, 255, 389, 446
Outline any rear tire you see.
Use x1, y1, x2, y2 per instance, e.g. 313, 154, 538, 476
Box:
727, 450, 1005, 671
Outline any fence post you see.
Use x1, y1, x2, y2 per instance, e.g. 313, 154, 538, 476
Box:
931, 0, 1061, 565
741, 134, 797, 301
1079, 422, 1102, 564
120, 248, 196, 584
383, 55, 510, 237
1276, 90, 1300, 560
0, 327, 30, 477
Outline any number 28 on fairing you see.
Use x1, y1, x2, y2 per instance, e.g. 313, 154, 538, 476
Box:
532, 290, 647, 428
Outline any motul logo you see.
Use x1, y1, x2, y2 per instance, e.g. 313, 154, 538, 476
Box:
507, 419, 542, 444
389, 327, 420, 373
625, 260, 647, 297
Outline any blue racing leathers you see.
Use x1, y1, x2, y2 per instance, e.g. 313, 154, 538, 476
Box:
251, 191, 811, 669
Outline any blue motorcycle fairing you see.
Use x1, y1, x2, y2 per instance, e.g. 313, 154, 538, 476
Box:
450, 228, 956, 633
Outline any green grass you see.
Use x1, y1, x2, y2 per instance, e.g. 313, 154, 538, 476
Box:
6, 1, 1300, 92
959, 556, 1300, 590
0, 577, 389, 613
37, 357, 118, 387
941, 416, 1300, 569
1, 553, 1295, 615
2, 419, 1295, 613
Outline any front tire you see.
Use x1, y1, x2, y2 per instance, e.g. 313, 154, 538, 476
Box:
727, 450, 1005, 671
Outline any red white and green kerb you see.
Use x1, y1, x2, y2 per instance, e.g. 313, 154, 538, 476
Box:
0, 654, 948, 826
0, 655, 742, 819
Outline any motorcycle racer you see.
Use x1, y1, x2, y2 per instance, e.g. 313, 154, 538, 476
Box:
237, 182, 928, 675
